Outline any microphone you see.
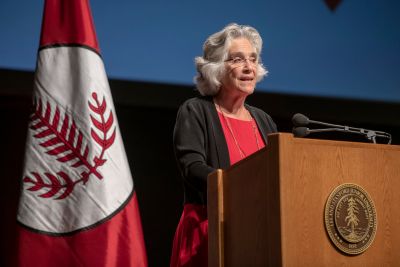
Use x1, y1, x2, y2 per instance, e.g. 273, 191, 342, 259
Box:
292, 126, 309, 137
292, 113, 344, 128
292, 113, 309, 127
292, 113, 392, 144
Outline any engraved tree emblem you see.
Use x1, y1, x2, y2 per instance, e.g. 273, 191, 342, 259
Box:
345, 197, 360, 241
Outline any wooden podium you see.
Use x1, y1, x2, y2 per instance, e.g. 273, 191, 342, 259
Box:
208, 133, 400, 266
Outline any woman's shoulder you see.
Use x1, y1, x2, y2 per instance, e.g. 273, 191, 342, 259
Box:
246, 103, 277, 131
179, 96, 213, 110
246, 103, 270, 117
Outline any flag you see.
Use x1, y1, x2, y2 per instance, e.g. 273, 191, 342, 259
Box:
17, 1, 147, 266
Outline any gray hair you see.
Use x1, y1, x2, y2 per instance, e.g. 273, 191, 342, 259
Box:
194, 23, 268, 96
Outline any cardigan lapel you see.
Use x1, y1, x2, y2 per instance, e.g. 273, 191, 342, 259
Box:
247, 105, 269, 145
204, 97, 231, 169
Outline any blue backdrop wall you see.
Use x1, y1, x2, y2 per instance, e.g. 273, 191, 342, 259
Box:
0, 0, 399, 102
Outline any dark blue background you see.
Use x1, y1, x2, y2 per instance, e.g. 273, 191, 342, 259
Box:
0, 0, 399, 102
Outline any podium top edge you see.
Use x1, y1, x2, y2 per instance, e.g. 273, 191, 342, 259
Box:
269, 132, 400, 150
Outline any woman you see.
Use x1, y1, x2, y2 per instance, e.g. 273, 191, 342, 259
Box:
170, 23, 277, 267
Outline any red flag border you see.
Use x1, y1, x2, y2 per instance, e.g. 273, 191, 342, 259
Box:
17, 188, 135, 236
38, 43, 101, 58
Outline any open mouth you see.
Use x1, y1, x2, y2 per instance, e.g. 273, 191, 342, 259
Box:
239, 77, 254, 81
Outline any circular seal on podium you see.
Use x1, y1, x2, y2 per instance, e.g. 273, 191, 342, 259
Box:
324, 183, 377, 255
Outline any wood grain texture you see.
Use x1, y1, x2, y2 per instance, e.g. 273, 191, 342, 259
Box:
208, 133, 400, 266
208, 169, 225, 267
278, 133, 400, 266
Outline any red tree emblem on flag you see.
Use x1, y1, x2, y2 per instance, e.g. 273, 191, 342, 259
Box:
23, 92, 116, 200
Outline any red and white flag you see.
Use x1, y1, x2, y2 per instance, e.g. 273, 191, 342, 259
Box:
17, 1, 147, 266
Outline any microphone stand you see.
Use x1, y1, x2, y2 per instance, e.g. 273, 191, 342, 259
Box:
294, 120, 392, 144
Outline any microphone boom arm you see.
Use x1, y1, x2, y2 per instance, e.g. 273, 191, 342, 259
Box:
292, 113, 392, 144
308, 120, 392, 144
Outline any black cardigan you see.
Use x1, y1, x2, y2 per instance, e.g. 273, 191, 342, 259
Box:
173, 96, 277, 205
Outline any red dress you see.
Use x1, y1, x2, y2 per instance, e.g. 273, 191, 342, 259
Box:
170, 112, 265, 267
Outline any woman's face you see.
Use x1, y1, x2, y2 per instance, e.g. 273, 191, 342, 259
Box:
221, 37, 258, 97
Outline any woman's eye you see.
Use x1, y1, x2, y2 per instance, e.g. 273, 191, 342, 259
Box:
232, 57, 243, 63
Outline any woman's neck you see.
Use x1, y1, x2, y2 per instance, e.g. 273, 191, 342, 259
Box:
213, 92, 251, 120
